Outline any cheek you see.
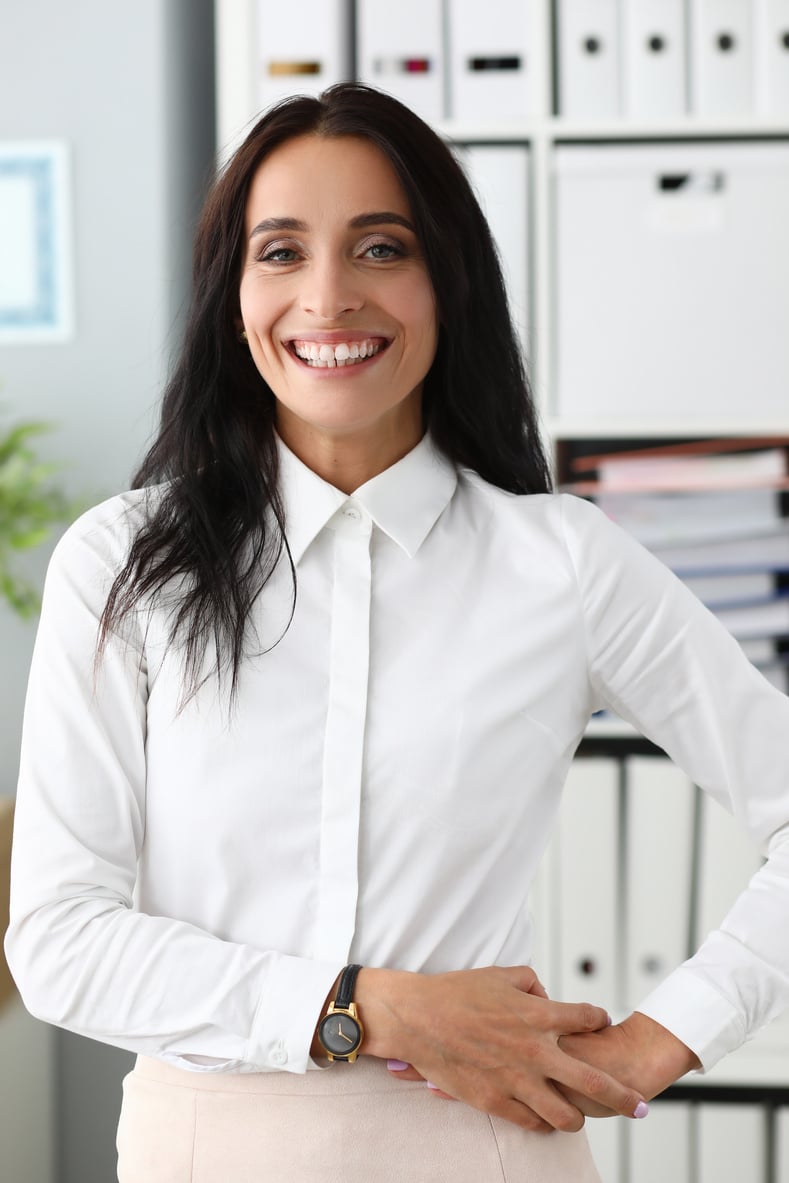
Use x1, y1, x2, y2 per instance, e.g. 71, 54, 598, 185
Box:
396, 279, 439, 350
239, 279, 285, 337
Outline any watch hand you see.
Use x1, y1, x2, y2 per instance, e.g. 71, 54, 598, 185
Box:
337, 1021, 355, 1044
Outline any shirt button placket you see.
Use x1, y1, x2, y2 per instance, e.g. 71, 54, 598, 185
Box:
312, 506, 373, 962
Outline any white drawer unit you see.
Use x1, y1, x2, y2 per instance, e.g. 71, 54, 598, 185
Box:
553, 141, 789, 426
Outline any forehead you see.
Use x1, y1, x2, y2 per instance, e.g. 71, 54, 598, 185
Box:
244, 134, 413, 227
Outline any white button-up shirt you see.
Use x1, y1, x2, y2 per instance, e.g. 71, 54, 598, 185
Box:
6, 435, 789, 1075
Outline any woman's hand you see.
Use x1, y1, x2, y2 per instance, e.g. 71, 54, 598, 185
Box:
354, 966, 648, 1133
557, 1011, 701, 1117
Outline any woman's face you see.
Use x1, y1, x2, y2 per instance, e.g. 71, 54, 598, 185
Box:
238, 134, 438, 454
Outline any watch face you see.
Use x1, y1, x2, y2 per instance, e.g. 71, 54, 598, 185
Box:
319, 1010, 363, 1057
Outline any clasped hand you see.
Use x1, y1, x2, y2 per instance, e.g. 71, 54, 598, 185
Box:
357, 965, 651, 1133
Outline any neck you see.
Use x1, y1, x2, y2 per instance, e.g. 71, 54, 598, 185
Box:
275, 408, 423, 494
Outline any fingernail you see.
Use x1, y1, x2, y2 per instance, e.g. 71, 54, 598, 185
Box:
426, 1081, 440, 1091
387, 1060, 410, 1071
606, 1014, 613, 1026
634, 1101, 649, 1119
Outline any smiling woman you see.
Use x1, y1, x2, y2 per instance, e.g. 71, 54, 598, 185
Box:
7, 83, 789, 1183
238, 133, 438, 489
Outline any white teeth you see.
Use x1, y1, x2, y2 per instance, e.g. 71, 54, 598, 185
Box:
291, 339, 385, 367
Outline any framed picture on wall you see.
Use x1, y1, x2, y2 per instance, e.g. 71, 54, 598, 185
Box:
0, 140, 74, 344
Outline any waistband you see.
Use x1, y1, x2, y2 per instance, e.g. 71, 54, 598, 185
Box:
133, 1054, 427, 1096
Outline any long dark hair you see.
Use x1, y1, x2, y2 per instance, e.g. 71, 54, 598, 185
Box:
101, 83, 552, 696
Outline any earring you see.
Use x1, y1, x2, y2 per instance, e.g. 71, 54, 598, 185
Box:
240, 329, 248, 343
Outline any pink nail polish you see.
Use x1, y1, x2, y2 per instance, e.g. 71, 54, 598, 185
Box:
387, 1060, 410, 1071
634, 1101, 649, 1119
606, 1014, 613, 1026
426, 1082, 440, 1090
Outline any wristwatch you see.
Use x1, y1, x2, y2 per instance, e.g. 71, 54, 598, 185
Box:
317, 964, 364, 1062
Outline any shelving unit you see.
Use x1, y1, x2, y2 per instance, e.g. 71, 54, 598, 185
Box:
216, 1, 789, 438
216, 3, 789, 1176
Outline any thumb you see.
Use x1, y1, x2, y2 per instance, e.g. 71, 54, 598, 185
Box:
499, 964, 550, 998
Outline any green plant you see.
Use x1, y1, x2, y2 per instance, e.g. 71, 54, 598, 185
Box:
0, 421, 75, 617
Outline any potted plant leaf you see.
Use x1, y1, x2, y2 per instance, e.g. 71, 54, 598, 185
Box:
0, 420, 76, 618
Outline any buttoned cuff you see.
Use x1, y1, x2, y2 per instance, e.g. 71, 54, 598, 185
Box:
246, 955, 344, 1073
636, 969, 747, 1072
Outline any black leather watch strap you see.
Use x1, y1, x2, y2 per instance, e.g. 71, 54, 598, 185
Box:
335, 964, 362, 1009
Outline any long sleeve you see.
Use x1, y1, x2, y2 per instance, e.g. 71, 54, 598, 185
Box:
560, 493, 789, 1070
4, 499, 342, 1074
8, 440, 789, 1080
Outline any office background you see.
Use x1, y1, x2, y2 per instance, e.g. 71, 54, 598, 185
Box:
2, 2, 789, 1180
0, 3, 215, 1181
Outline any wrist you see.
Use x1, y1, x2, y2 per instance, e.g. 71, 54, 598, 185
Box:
619, 1011, 701, 1097
354, 966, 421, 1060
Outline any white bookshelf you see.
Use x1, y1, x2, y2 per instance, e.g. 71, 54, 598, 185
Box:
216, 0, 789, 1145
216, 1, 789, 429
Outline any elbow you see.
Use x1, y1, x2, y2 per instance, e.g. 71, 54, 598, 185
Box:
4, 916, 60, 1025
5, 910, 89, 1028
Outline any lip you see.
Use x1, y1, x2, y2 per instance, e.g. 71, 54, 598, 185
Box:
283, 331, 391, 346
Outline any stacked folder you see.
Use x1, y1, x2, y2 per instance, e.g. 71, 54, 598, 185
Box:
356, 0, 536, 122
451, 144, 531, 353
256, 0, 353, 109
557, 0, 789, 119
563, 439, 789, 695
254, 1, 789, 124
533, 751, 780, 1178
255, 0, 538, 123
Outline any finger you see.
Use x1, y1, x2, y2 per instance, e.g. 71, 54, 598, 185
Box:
498, 964, 546, 996
515, 1080, 587, 1133
526, 974, 550, 1000
492, 1098, 554, 1134
557, 1058, 646, 1121
386, 1060, 425, 1082
426, 1082, 457, 1100
559, 1083, 617, 1119
548, 1000, 613, 1034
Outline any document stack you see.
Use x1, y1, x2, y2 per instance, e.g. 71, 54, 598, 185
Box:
556, 0, 789, 118
563, 439, 789, 694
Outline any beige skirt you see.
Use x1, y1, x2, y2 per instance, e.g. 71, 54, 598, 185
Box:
116, 1054, 602, 1182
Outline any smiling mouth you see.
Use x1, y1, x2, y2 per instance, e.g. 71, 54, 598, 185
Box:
288, 338, 389, 369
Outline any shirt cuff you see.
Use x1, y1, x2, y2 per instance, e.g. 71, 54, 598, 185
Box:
636, 969, 747, 1072
247, 955, 344, 1073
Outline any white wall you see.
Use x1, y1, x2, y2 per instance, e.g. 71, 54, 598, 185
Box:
0, 3, 216, 1180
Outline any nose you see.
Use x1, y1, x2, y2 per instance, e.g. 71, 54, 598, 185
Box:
299, 256, 364, 320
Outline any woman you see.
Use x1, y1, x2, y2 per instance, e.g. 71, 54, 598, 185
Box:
6, 84, 789, 1182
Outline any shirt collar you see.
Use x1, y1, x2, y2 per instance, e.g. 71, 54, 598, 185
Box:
276, 433, 458, 564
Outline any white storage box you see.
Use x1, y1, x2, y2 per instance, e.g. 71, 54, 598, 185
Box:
552, 142, 789, 424
256, 0, 352, 110
456, 144, 531, 357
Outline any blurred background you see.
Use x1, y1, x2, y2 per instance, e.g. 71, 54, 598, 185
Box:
0, 3, 215, 1180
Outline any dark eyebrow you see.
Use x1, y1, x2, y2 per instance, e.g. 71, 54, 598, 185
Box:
249, 217, 307, 239
349, 211, 417, 233
249, 211, 416, 239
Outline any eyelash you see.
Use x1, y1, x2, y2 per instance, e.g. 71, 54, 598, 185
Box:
257, 245, 299, 264
362, 240, 406, 260
255, 237, 408, 265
